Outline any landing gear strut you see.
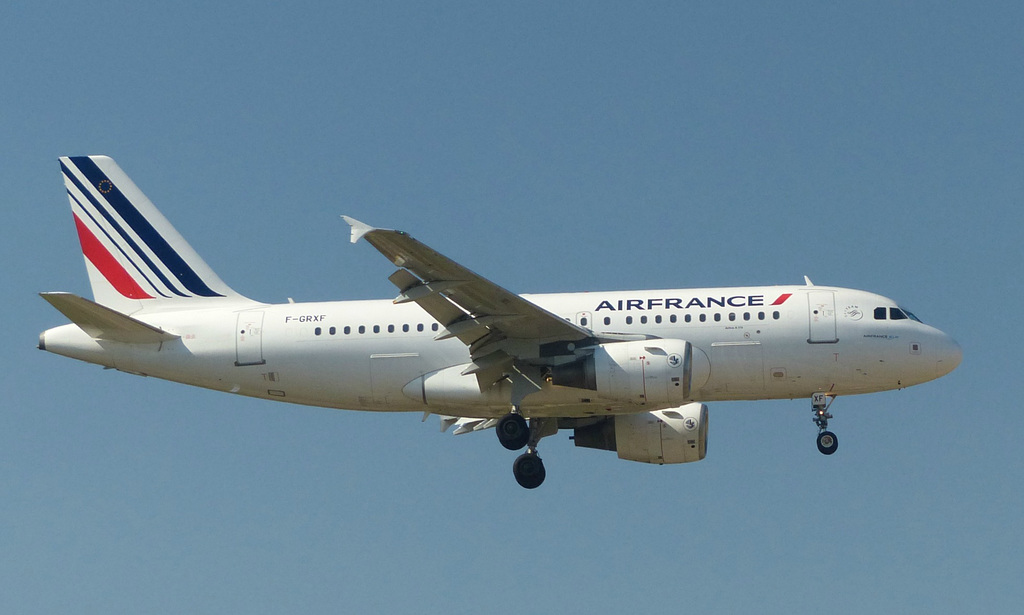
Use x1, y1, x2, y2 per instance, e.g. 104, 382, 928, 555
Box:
499, 367, 554, 488
812, 392, 838, 455
496, 409, 554, 489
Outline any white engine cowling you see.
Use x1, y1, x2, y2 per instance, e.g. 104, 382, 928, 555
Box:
552, 339, 695, 406
573, 402, 708, 464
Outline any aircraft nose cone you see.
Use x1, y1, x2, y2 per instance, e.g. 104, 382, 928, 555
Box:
936, 333, 962, 376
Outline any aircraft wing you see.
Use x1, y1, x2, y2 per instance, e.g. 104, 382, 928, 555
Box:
343, 216, 592, 390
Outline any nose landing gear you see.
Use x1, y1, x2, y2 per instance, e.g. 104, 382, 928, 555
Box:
816, 430, 838, 455
812, 392, 839, 455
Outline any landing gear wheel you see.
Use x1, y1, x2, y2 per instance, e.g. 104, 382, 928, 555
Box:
496, 413, 529, 451
817, 431, 839, 455
513, 452, 546, 489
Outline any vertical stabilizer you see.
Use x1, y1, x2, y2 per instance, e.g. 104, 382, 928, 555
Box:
59, 156, 251, 313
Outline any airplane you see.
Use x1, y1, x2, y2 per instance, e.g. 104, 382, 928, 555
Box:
39, 155, 963, 489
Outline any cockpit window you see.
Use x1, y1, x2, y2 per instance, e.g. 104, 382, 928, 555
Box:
874, 306, 924, 323
899, 306, 922, 323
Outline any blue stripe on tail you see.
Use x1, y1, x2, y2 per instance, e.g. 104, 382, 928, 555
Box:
61, 160, 188, 297
65, 157, 224, 298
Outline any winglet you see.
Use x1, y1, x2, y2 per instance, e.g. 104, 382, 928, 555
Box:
341, 216, 376, 244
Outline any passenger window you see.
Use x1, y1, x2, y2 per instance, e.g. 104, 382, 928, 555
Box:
344, 326, 351, 335
417, 323, 424, 332
431, 323, 439, 331
640, 315, 648, 324
684, 314, 691, 323
758, 312, 765, 320
773, 311, 780, 320
743, 312, 750, 321
603, 316, 611, 326
655, 315, 662, 324
402, 324, 409, 332
874, 307, 887, 320
671, 314, 678, 323
388, 324, 395, 333
714, 313, 721, 322
314, 327, 322, 336
580, 317, 588, 327
358, 325, 365, 334
373, 325, 380, 334
728, 313, 736, 321
329, 326, 336, 335
626, 316, 633, 325
699, 314, 706, 322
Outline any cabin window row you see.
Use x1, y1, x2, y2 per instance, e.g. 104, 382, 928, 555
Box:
313, 322, 441, 336
316, 310, 784, 337
588, 311, 782, 327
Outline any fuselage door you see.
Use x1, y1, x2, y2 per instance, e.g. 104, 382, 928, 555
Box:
236, 311, 266, 366
807, 291, 838, 344
576, 311, 594, 330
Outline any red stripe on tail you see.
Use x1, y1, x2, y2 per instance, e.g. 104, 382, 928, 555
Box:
74, 214, 153, 299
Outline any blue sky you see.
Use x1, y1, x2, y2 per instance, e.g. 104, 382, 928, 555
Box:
3, 2, 1021, 612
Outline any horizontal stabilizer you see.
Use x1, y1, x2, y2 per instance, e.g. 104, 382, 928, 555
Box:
40, 292, 179, 343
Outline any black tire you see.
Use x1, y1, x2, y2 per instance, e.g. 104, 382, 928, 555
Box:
496, 413, 530, 450
817, 431, 839, 455
513, 453, 546, 489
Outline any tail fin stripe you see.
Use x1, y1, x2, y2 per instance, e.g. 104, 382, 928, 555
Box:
65, 157, 224, 298
61, 160, 191, 298
73, 214, 154, 300
67, 189, 173, 298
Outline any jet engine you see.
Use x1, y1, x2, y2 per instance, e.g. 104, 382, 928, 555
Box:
572, 403, 708, 464
551, 339, 696, 406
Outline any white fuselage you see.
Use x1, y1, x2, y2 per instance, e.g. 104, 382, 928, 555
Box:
40, 284, 962, 419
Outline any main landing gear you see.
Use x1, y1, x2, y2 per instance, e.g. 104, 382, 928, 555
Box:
496, 409, 553, 489
812, 392, 839, 455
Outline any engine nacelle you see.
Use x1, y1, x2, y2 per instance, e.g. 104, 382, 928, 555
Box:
573, 403, 708, 464
552, 339, 694, 406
